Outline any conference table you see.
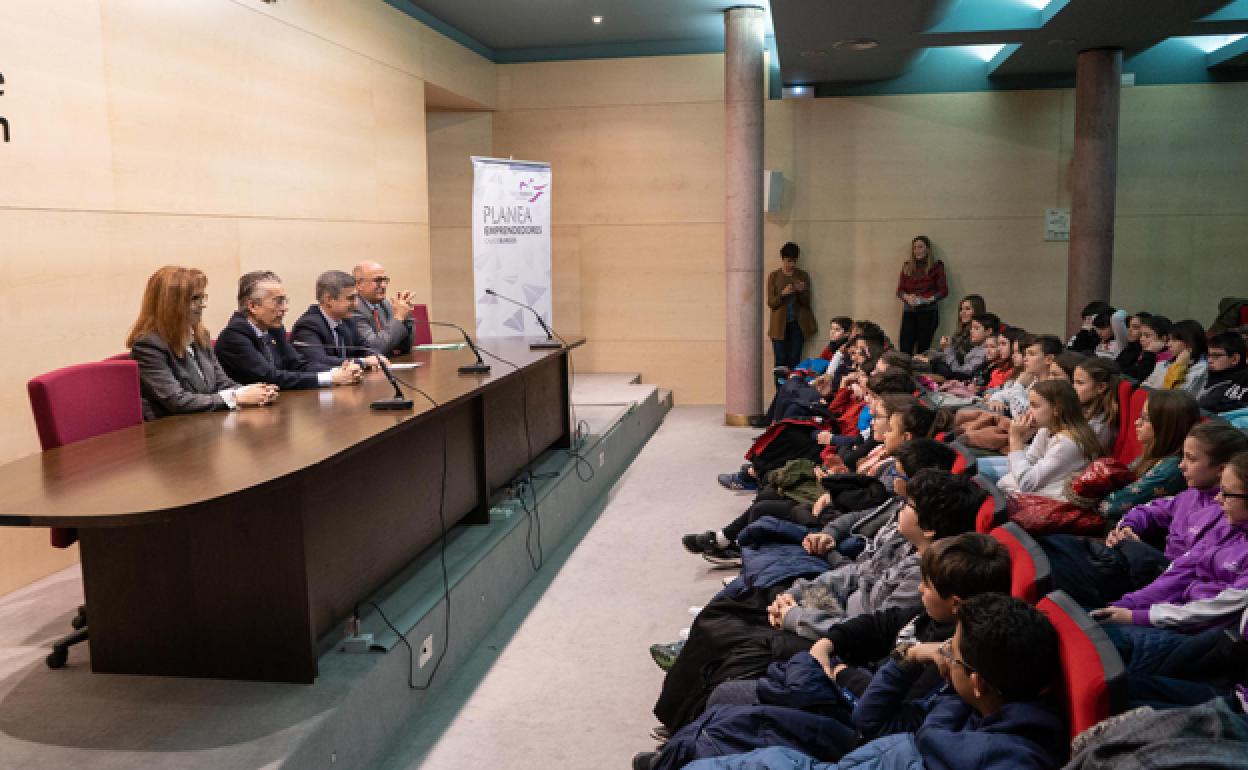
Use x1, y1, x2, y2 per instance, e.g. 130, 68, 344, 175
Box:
0, 337, 582, 683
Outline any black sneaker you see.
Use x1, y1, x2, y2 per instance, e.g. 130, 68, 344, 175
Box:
681, 531, 719, 554
633, 751, 658, 770
649, 725, 671, 743
703, 546, 743, 569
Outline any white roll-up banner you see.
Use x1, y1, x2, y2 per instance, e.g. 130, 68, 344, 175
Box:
471, 157, 553, 338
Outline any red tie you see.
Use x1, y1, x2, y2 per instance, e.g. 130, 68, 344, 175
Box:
372, 306, 382, 332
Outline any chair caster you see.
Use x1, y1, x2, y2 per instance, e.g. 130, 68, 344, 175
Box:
46, 648, 68, 669
71, 609, 87, 630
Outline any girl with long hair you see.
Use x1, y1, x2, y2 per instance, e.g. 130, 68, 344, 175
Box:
1071, 357, 1120, 452
998, 380, 1101, 500
1099, 390, 1201, 524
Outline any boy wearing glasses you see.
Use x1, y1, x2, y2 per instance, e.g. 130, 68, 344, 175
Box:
633, 534, 1013, 770
678, 595, 1067, 770
1197, 332, 1248, 414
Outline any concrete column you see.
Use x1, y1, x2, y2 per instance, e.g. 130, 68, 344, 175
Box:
1066, 48, 1121, 337
724, 6, 765, 426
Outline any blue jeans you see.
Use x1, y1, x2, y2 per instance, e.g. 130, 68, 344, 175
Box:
772, 321, 805, 370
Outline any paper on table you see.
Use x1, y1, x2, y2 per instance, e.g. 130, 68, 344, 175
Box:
388, 362, 423, 370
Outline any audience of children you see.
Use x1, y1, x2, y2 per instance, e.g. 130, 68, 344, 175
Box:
655, 303, 1248, 770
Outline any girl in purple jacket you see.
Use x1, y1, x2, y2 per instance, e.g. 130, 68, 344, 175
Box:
1091, 450, 1248, 708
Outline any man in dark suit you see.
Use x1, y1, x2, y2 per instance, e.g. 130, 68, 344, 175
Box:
291, 270, 386, 370
216, 270, 362, 390
350, 260, 415, 356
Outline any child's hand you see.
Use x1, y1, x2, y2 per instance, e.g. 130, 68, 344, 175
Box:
987, 399, 1006, 414
1091, 607, 1133, 624
1105, 526, 1138, 547
816, 431, 833, 446
813, 466, 827, 481
811, 493, 832, 518
803, 532, 836, 556
1008, 411, 1036, 439
905, 641, 943, 666
939, 335, 951, 348
768, 594, 797, 628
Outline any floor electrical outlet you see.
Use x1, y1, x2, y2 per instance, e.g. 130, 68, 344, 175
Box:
342, 633, 374, 654
420, 634, 434, 668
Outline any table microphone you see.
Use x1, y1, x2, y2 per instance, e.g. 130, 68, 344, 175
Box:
410, 319, 491, 375
292, 341, 413, 410
484, 288, 563, 350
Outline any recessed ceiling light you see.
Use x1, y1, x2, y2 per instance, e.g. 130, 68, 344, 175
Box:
592, 15, 603, 24
832, 38, 879, 51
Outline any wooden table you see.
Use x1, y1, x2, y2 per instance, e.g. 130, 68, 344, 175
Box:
0, 337, 582, 683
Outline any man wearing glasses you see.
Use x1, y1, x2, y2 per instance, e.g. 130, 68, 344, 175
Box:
217, 270, 362, 390
350, 261, 415, 356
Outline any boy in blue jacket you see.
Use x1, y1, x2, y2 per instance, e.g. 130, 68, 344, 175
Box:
679, 594, 1068, 770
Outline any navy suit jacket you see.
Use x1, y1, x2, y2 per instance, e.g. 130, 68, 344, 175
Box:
290, 304, 368, 368
215, 311, 327, 390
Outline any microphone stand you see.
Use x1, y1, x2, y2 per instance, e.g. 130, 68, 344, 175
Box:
484, 288, 563, 350
411, 320, 491, 375
292, 340, 413, 410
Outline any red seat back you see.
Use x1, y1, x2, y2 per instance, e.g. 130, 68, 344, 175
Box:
1036, 590, 1126, 738
411, 303, 433, 346
27, 359, 144, 548
105, 352, 132, 361
1112, 387, 1149, 466
948, 441, 978, 478
1109, 380, 1135, 460
972, 474, 1008, 533
989, 522, 1052, 604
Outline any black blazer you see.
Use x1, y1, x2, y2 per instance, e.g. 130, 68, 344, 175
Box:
290, 304, 366, 368
215, 311, 326, 390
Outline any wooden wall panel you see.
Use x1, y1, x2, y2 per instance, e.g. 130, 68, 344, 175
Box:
0, 0, 488, 596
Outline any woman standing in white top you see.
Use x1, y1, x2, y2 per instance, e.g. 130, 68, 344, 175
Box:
998, 380, 1103, 500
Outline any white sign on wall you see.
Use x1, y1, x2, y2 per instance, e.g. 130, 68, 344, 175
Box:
471, 157, 553, 338
1045, 208, 1071, 241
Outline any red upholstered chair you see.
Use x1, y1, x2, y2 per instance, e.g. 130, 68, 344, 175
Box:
1109, 380, 1135, 459
411, 303, 433, 346
972, 474, 1008, 533
105, 352, 132, 361
1036, 590, 1127, 738
989, 522, 1052, 604
1112, 386, 1150, 466
26, 358, 144, 669
948, 440, 978, 478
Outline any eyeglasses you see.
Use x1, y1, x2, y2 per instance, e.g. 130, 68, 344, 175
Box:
371, 277, 391, 285
938, 639, 977, 675
265, 295, 290, 307
1208, 351, 1229, 359
190, 293, 208, 306
1217, 489, 1248, 501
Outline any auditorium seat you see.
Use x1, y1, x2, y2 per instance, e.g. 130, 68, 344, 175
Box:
1112, 385, 1149, 466
26, 358, 144, 669
412, 303, 433, 346
989, 522, 1052, 604
972, 474, 1008, 533
948, 440, 978, 478
1108, 379, 1136, 461
1036, 590, 1127, 737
